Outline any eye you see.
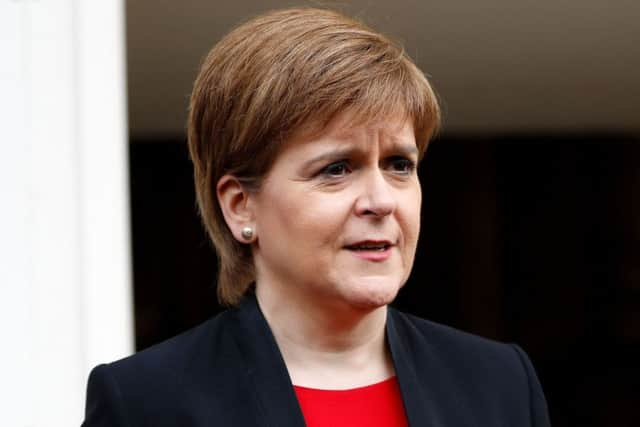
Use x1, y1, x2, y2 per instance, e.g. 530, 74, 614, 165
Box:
386, 157, 416, 175
320, 160, 351, 177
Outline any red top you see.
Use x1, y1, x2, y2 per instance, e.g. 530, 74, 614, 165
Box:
293, 377, 408, 427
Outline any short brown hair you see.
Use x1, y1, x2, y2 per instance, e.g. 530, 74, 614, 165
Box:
188, 7, 440, 305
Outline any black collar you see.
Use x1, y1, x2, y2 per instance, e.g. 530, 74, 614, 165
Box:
227, 294, 437, 427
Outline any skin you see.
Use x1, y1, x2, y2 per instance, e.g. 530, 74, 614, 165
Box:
218, 111, 422, 388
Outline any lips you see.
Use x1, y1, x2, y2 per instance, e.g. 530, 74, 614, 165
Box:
345, 240, 394, 262
345, 240, 392, 251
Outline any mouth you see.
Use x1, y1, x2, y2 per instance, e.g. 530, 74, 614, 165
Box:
345, 240, 393, 251
344, 240, 395, 261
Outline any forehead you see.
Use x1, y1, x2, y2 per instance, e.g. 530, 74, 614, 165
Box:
284, 110, 416, 154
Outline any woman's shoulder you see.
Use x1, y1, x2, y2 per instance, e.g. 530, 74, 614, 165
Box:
388, 307, 512, 353
83, 308, 248, 425
108, 308, 234, 375
387, 307, 550, 425
387, 307, 534, 385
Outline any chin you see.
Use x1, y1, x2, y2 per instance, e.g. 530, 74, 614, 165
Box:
342, 277, 402, 310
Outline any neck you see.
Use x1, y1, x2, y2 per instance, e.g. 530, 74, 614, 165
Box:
255, 281, 395, 389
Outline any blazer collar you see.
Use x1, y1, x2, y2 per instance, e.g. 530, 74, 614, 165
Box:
229, 295, 440, 427
387, 307, 444, 427
386, 308, 442, 427
229, 294, 307, 427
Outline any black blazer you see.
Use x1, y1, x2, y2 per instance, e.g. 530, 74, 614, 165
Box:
83, 295, 551, 426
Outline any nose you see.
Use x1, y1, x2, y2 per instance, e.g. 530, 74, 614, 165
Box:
354, 169, 396, 217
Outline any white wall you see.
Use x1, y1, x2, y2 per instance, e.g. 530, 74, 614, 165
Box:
0, 1, 133, 426
126, 0, 640, 136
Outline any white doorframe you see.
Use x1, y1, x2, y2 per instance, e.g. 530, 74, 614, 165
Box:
0, 1, 133, 425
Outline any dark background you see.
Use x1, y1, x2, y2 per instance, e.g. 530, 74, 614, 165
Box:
130, 135, 639, 427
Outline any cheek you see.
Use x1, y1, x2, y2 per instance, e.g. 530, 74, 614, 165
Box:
301, 196, 354, 248
399, 189, 421, 281
259, 189, 350, 247
402, 186, 422, 237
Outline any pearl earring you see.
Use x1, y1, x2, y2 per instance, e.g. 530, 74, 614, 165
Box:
241, 226, 254, 241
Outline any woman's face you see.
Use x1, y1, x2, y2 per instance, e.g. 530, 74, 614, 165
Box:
251, 112, 422, 311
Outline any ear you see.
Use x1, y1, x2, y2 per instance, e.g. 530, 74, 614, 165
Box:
216, 174, 256, 243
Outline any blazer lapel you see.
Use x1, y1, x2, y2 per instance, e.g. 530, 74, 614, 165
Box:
228, 297, 453, 427
229, 295, 307, 427
387, 307, 445, 427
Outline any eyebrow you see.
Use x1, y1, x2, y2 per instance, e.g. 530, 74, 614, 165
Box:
302, 148, 355, 170
301, 143, 419, 171
390, 143, 419, 157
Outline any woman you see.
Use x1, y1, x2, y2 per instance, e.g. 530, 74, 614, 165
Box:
83, 7, 550, 426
